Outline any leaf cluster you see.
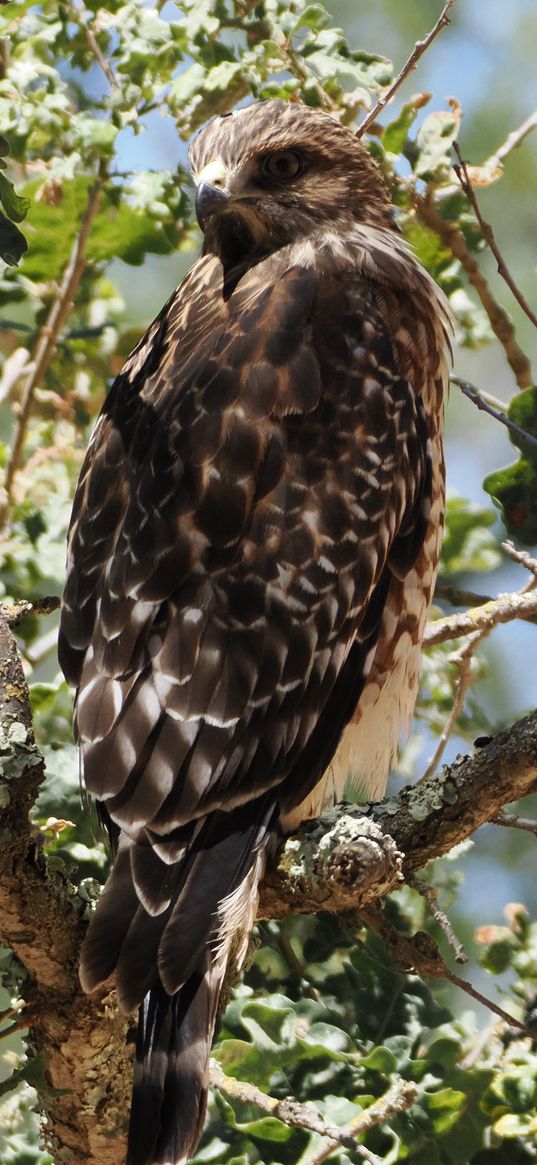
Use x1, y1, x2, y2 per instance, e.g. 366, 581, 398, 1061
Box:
189, 910, 537, 1163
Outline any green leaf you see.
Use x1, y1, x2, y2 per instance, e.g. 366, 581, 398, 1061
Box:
382, 101, 420, 155
508, 384, 537, 460
292, 4, 331, 32
423, 1087, 466, 1134
0, 172, 31, 223
0, 210, 28, 266
493, 1112, 537, 1138
360, 1046, 397, 1074
479, 938, 514, 975
19, 176, 186, 280
483, 390, 537, 545
414, 106, 461, 179
70, 115, 118, 156
169, 63, 207, 105
403, 219, 453, 282
239, 999, 296, 1049
89, 199, 182, 266
440, 496, 501, 574
235, 1115, 294, 1143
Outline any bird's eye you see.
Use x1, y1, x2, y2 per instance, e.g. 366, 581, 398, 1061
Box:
261, 150, 304, 181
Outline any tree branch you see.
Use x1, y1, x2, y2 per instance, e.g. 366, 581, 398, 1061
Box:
484, 106, 537, 172
362, 906, 536, 1040
493, 810, 537, 837
421, 626, 490, 779
357, 0, 456, 137
423, 588, 537, 647
0, 611, 131, 1165
209, 1059, 413, 1163
0, 596, 60, 627
259, 709, 537, 919
451, 376, 537, 449
414, 191, 533, 388
72, 0, 118, 91
453, 143, 537, 332
300, 1078, 416, 1165
0, 170, 105, 530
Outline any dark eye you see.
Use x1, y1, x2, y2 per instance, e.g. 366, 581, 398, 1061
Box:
261, 150, 304, 181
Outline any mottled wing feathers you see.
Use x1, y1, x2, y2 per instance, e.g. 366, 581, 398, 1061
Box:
61, 250, 430, 856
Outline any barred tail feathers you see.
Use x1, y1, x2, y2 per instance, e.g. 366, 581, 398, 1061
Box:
80, 797, 277, 1165
127, 964, 216, 1165
127, 844, 269, 1165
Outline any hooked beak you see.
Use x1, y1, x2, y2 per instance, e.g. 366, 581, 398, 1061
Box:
195, 181, 230, 229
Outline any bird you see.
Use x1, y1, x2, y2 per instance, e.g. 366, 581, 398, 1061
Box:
58, 98, 451, 1165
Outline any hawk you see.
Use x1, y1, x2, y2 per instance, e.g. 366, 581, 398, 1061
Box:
59, 99, 450, 1165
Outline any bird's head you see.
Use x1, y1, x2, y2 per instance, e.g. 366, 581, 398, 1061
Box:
189, 100, 395, 269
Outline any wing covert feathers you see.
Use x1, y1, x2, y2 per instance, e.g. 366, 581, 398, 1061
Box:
61, 114, 449, 1165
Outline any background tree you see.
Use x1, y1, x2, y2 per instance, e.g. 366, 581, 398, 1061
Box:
0, 2, 537, 1163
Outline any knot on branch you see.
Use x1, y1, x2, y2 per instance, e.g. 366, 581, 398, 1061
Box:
260, 810, 403, 920
314, 811, 403, 888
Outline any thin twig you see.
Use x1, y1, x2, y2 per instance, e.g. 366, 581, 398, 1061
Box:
301, 1080, 416, 1165
276, 35, 338, 112
364, 913, 536, 1042
0, 1008, 37, 1039
451, 376, 537, 449
421, 628, 488, 779
446, 968, 536, 1039
485, 107, 537, 171
453, 143, 537, 333
424, 587, 537, 647
72, 0, 118, 90
492, 812, 537, 838
501, 541, 537, 585
209, 1059, 392, 1160
0, 170, 105, 529
278, 930, 320, 1000
415, 192, 533, 388
357, 0, 456, 137
409, 875, 467, 964
437, 107, 537, 201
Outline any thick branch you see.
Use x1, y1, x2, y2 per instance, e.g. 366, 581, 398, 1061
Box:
0, 612, 131, 1165
259, 709, 537, 918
